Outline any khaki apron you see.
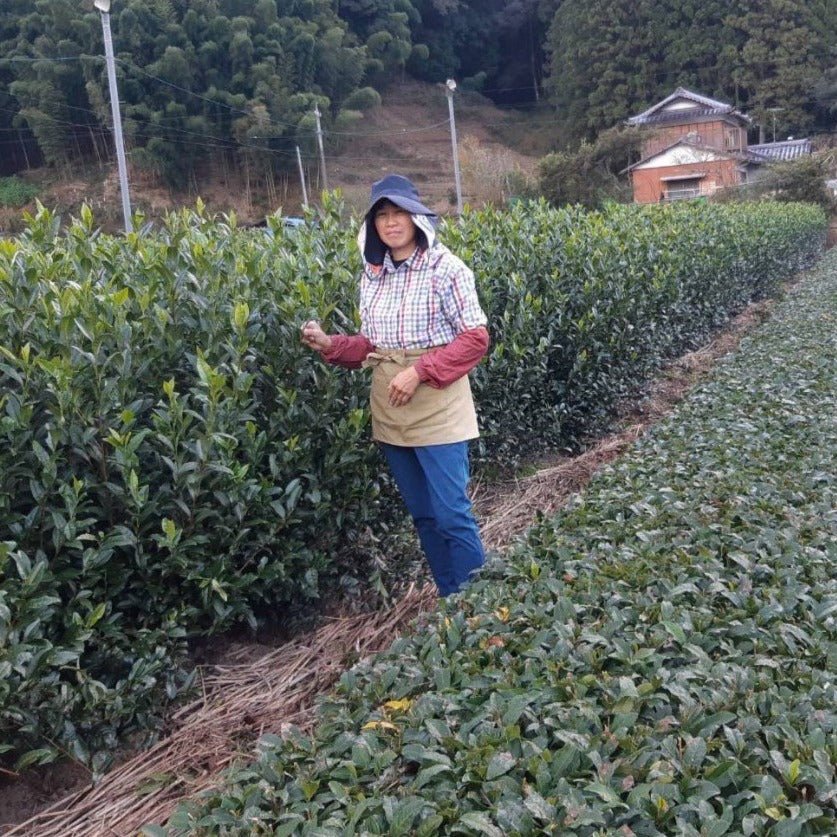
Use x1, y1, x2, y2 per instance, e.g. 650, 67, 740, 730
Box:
362, 347, 479, 446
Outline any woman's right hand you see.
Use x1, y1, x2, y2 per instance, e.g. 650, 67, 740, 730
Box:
300, 320, 333, 352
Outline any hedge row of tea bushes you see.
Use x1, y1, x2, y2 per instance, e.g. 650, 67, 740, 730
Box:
463, 201, 825, 460
0, 199, 826, 769
168, 246, 837, 835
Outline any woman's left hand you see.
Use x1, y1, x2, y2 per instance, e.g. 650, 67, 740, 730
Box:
388, 366, 420, 407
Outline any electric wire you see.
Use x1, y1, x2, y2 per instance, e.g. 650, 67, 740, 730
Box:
6, 49, 798, 170
0, 104, 460, 165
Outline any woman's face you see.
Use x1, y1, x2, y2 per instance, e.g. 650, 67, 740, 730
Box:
373, 201, 418, 259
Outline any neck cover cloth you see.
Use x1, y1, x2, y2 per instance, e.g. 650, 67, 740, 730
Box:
359, 174, 438, 266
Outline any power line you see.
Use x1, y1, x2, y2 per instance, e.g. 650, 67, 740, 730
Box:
119, 58, 456, 138
3, 53, 756, 154
0, 98, 582, 155
9, 54, 784, 169
115, 59, 307, 131
322, 117, 452, 137
0, 104, 454, 164
2, 55, 97, 63
3, 53, 457, 139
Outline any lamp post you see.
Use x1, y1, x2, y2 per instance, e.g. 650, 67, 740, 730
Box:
93, 0, 132, 233
445, 79, 463, 215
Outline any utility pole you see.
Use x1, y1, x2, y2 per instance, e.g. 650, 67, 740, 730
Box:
94, 0, 132, 233
313, 105, 329, 193
295, 145, 308, 210
767, 108, 784, 143
445, 79, 463, 215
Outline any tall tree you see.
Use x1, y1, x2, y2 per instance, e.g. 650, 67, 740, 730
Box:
545, 0, 661, 141
0, 2, 38, 172
0, 0, 376, 185
492, 0, 548, 101
727, 0, 829, 138
544, 0, 831, 143
4, 0, 100, 168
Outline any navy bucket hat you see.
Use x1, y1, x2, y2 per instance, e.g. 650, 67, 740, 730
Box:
365, 174, 436, 219
362, 174, 437, 265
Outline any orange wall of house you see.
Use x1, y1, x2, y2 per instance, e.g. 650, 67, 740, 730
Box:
632, 159, 741, 203
642, 120, 746, 157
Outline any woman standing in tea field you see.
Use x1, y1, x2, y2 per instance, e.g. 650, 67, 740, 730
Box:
301, 174, 489, 596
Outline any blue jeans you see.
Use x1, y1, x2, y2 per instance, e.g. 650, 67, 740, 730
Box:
381, 442, 485, 597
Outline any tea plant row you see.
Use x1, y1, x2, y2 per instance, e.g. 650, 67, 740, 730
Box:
169, 246, 837, 836
0, 198, 826, 769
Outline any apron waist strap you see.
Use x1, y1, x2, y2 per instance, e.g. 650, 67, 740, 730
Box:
363, 346, 442, 368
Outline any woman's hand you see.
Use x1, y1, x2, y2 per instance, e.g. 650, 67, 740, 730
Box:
300, 320, 333, 353
388, 366, 420, 407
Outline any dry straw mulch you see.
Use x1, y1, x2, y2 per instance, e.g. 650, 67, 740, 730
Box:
7, 299, 773, 837
6, 585, 439, 837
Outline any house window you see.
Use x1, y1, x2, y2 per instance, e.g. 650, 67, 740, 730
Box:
664, 177, 703, 200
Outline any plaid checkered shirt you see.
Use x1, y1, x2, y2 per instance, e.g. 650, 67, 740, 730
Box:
360, 243, 487, 350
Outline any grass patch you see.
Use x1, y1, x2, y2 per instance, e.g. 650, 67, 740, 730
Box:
0, 176, 38, 208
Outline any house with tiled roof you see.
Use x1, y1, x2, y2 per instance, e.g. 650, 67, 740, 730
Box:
623, 88, 812, 203
748, 138, 813, 162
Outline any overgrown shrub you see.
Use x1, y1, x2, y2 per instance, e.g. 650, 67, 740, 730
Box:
0, 176, 39, 208
341, 87, 382, 111
537, 126, 643, 208
714, 152, 836, 212
764, 153, 836, 211
0, 197, 826, 768
458, 136, 532, 207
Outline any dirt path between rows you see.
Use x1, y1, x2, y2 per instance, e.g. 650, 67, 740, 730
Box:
1, 294, 779, 836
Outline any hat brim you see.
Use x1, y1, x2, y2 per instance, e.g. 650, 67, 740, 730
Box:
366, 193, 436, 218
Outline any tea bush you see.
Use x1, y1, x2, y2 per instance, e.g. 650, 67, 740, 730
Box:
459, 200, 825, 462
0, 198, 826, 768
0, 198, 390, 770
169, 245, 837, 836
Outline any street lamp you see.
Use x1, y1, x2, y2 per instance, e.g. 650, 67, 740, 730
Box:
93, 0, 133, 233
445, 79, 463, 215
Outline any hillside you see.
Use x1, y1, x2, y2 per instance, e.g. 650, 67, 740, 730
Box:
1, 81, 547, 232
321, 81, 545, 214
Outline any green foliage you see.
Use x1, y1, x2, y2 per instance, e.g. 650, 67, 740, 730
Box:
407, 0, 546, 102
450, 199, 826, 465
1, 0, 834, 188
727, 0, 830, 136
334, 109, 363, 131
0, 0, 373, 185
544, 0, 834, 143
0, 196, 393, 769
714, 153, 837, 213
812, 65, 837, 122
169, 245, 837, 836
0, 176, 38, 208
763, 153, 836, 212
341, 86, 382, 112
0, 197, 825, 770
537, 126, 643, 208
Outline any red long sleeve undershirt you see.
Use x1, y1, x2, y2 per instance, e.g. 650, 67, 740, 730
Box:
320, 326, 490, 388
